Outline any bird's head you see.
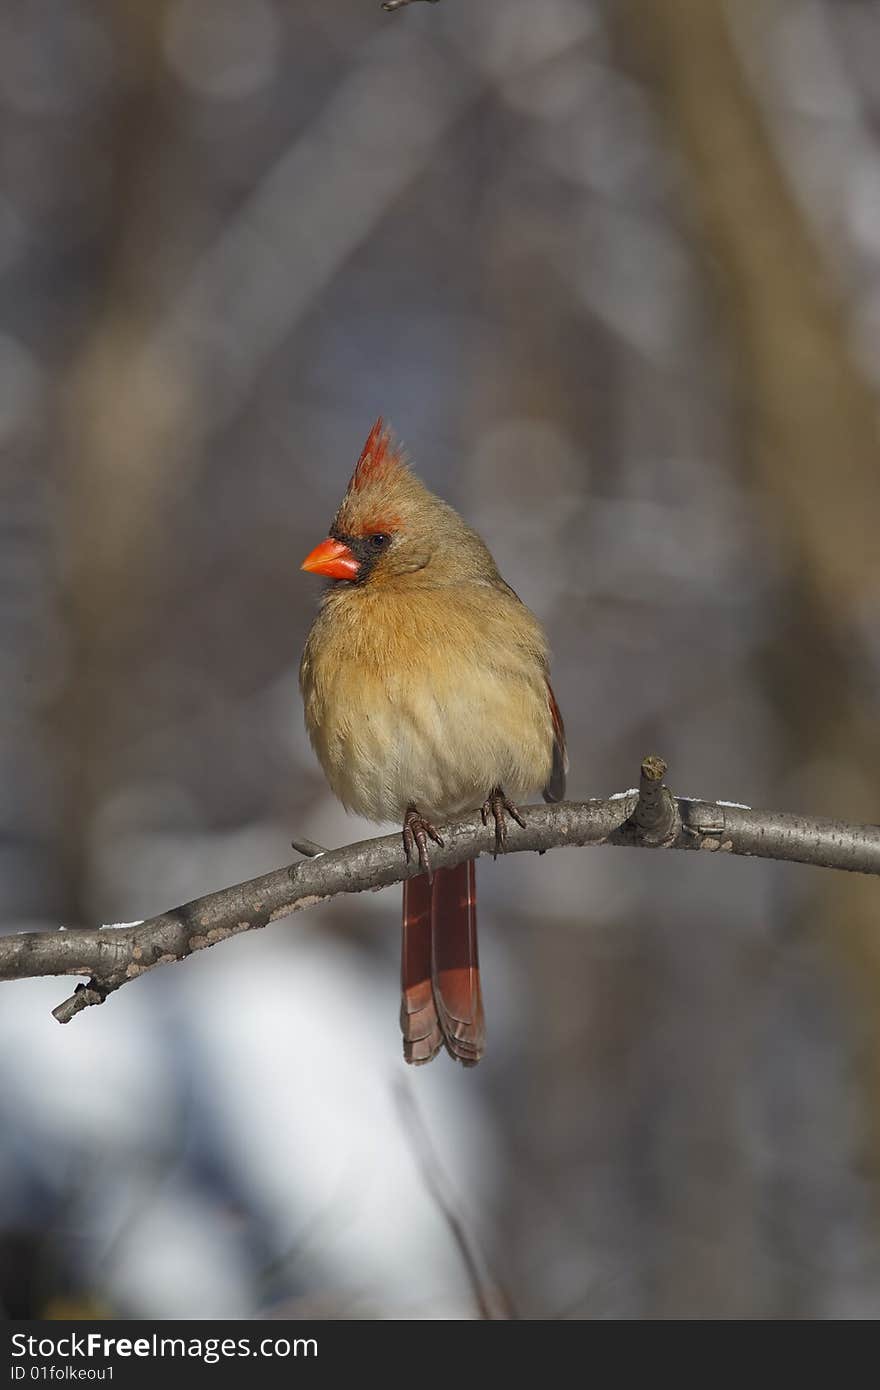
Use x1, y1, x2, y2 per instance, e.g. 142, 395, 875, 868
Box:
301, 419, 493, 588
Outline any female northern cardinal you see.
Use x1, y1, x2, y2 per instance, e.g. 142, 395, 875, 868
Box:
300, 420, 566, 1065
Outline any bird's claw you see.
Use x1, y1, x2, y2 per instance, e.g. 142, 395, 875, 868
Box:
403, 807, 444, 882
481, 787, 526, 858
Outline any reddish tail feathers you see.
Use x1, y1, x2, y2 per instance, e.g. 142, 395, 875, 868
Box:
400, 860, 485, 1066
400, 872, 442, 1064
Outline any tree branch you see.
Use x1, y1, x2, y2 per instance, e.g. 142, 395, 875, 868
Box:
382, 0, 440, 12
2, 756, 879, 1023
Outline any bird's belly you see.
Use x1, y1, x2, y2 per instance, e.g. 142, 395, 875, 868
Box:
308, 665, 551, 825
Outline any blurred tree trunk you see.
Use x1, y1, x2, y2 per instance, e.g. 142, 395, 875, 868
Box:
58, 1, 194, 917
614, 0, 880, 1308
462, 113, 764, 1314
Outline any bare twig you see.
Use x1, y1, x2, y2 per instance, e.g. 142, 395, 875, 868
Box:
393, 1079, 514, 1320
382, 0, 440, 12
2, 756, 880, 1023
290, 837, 329, 859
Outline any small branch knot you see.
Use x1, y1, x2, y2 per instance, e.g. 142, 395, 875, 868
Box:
629, 754, 679, 846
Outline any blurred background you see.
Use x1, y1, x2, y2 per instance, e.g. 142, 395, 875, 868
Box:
2, 0, 880, 1319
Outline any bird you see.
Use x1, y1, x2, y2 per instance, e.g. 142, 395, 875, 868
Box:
299, 419, 566, 1065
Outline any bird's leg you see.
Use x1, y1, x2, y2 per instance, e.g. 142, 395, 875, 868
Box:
403, 805, 445, 882
481, 786, 527, 858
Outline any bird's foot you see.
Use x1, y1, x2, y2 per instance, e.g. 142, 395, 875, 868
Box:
481, 786, 526, 858
403, 806, 444, 882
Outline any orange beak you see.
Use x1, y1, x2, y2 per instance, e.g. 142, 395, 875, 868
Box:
300, 536, 360, 581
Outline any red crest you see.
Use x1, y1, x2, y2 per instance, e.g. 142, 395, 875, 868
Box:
349, 418, 404, 492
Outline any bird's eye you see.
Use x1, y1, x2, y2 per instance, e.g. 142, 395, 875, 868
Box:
369, 533, 390, 549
